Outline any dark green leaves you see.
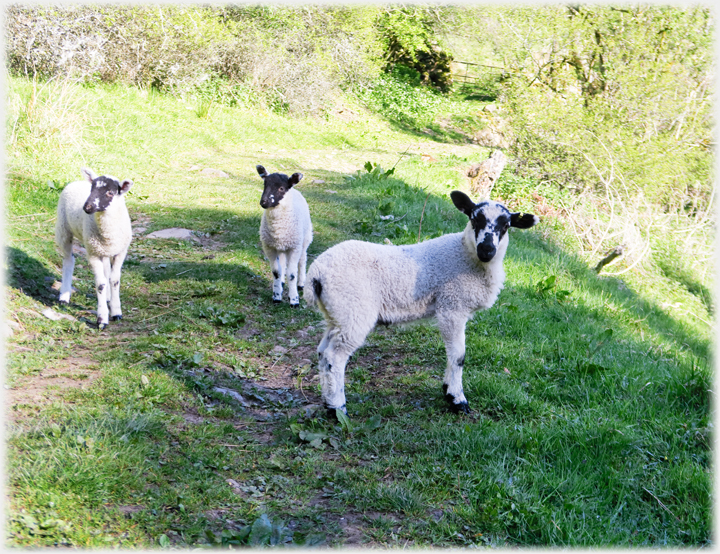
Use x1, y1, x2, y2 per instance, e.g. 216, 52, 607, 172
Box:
194, 304, 246, 328
536, 275, 571, 302
202, 514, 306, 547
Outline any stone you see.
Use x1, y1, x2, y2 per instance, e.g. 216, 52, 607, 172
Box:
200, 168, 229, 178
145, 228, 199, 242
41, 308, 76, 322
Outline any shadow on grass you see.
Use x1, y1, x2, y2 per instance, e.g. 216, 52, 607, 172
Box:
6, 247, 59, 307
7, 163, 711, 547
165, 169, 713, 370
510, 232, 711, 362
656, 259, 714, 315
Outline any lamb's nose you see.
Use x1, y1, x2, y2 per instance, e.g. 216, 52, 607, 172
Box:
477, 240, 496, 262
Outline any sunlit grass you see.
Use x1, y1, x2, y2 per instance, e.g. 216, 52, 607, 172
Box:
5, 76, 712, 547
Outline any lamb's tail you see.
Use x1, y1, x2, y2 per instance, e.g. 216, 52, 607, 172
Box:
303, 275, 322, 308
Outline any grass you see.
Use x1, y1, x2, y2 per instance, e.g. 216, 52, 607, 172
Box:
4, 75, 713, 548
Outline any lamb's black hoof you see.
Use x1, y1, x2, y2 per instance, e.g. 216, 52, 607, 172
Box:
272, 299, 282, 304
448, 401, 471, 414
289, 303, 300, 308
111, 315, 122, 321
325, 405, 347, 420
97, 321, 108, 331
58, 300, 69, 306
443, 384, 471, 414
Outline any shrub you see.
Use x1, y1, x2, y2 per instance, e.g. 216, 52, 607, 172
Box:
376, 6, 454, 92
358, 73, 450, 128
5, 5, 385, 116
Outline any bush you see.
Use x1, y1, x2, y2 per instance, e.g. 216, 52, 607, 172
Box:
375, 6, 454, 92
6, 6, 232, 88
5, 5, 385, 116
358, 74, 452, 128
481, 5, 714, 212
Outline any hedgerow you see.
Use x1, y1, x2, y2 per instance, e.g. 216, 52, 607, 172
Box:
5, 5, 385, 116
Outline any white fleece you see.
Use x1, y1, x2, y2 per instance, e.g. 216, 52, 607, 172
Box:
260, 188, 313, 305
304, 222, 511, 413
55, 179, 132, 328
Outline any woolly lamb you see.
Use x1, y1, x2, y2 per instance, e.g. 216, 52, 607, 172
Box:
55, 168, 133, 329
257, 164, 313, 306
305, 191, 538, 415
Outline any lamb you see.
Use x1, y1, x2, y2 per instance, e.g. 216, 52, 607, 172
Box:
257, 164, 313, 307
304, 191, 538, 416
55, 167, 133, 330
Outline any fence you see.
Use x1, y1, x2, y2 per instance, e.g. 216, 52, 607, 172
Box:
451, 61, 506, 87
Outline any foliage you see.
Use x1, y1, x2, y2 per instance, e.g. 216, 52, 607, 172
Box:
5, 4, 385, 116
473, 5, 713, 210
448, 5, 716, 292
375, 6, 454, 92
357, 73, 454, 129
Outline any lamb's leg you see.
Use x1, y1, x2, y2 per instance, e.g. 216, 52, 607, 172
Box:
103, 257, 112, 303
317, 325, 332, 358
108, 249, 127, 321
319, 335, 353, 416
57, 237, 75, 304
318, 314, 375, 417
88, 256, 110, 329
297, 246, 308, 291
272, 251, 286, 303
263, 246, 283, 303
438, 313, 471, 413
285, 249, 303, 307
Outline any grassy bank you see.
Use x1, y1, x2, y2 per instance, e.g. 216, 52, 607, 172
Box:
4, 76, 712, 547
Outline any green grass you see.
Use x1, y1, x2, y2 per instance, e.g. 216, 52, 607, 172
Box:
5, 76, 712, 547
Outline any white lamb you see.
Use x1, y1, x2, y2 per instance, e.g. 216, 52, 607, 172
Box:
257, 164, 313, 307
304, 191, 538, 415
55, 167, 133, 329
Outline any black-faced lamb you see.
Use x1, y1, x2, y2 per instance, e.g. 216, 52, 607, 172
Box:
55, 168, 133, 329
304, 191, 538, 415
257, 165, 313, 307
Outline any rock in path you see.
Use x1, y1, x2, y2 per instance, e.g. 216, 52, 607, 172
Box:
145, 228, 200, 242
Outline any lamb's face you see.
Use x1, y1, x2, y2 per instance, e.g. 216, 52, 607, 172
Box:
450, 191, 539, 263
257, 164, 303, 209
470, 201, 513, 262
81, 169, 133, 214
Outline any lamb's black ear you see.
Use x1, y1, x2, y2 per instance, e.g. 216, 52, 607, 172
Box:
81, 168, 98, 183
256, 165, 268, 178
288, 172, 303, 187
119, 179, 133, 195
450, 191, 476, 217
510, 212, 539, 228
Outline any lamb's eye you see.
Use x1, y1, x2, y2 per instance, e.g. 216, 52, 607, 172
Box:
278, 187, 285, 193
106, 191, 114, 198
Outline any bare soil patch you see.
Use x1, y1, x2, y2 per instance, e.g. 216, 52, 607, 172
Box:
7, 354, 101, 422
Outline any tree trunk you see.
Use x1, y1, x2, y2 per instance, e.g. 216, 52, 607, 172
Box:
468, 149, 507, 199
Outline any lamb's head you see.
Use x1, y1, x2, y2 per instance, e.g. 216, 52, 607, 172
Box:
257, 165, 303, 209
81, 168, 133, 215
451, 191, 538, 263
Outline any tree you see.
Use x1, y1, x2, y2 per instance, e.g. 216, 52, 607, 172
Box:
466, 5, 713, 209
